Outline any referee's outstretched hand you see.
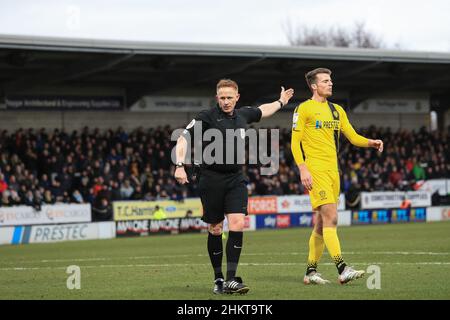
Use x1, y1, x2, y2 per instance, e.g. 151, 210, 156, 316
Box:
175, 167, 189, 184
279, 86, 295, 106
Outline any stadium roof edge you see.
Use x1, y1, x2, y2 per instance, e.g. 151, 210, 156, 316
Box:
1, 34, 450, 64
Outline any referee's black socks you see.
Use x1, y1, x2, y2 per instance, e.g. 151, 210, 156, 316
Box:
226, 230, 243, 281
207, 232, 224, 280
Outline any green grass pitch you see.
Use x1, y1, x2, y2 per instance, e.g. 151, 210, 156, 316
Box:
1, 221, 449, 300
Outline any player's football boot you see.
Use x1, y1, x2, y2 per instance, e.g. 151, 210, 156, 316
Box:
338, 266, 365, 284
303, 272, 331, 285
224, 276, 250, 295
213, 278, 224, 294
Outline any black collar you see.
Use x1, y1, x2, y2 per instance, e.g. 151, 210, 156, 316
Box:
215, 104, 236, 119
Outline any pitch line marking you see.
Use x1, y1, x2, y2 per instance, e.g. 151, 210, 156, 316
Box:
0, 251, 449, 265
1, 261, 450, 271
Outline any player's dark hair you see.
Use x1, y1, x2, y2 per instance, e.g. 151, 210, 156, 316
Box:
305, 68, 332, 91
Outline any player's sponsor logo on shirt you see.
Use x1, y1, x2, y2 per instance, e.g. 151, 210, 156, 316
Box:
315, 120, 339, 130
315, 120, 323, 129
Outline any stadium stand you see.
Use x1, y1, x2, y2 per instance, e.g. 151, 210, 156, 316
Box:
0, 37, 449, 221
0, 125, 448, 220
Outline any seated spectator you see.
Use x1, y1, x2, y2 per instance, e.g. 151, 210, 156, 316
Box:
130, 185, 143, 200
389, 166, 403, 190
43, 190, 55, 204
71, 189, 84, 203
92, 197, 112, 221
0, 173, 7, 193
120, 179, 134, 199
1, 190, 12, 207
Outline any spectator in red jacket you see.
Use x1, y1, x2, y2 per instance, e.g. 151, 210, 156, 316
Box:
0, 173, 8, 193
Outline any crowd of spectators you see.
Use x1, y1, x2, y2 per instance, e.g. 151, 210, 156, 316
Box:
0, 125, 448, 215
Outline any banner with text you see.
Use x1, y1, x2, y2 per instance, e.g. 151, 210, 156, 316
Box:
130, 96, 214, 112
116, 217, 208, 236
0, 204, 91, 227
353, 98, 429, 113
352, 208, 427, 225
276, 194, 345, 213
6, 95, 124, 110
248, 194, 345, 214
2, 222, 115, 245
360, 191, 431, 209
113, 199, 202, 221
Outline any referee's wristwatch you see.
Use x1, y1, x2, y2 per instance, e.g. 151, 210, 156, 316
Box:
176, 162, 185, 168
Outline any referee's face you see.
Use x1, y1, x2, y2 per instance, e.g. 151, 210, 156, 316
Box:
216, 86, 240, 115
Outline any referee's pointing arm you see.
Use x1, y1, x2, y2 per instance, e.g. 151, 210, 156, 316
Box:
258, 86, 294, 118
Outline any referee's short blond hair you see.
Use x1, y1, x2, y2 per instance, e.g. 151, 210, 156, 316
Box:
216, 79, 239, 92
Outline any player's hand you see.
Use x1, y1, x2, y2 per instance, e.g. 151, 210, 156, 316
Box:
174, 167, 189, 184
299, 165, 313, 191
279, 86, 294, 106
369, 139, 384, 152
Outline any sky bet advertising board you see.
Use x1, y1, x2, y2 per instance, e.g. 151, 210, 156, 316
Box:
255, 213, 314, 229
352, 208, 426, 225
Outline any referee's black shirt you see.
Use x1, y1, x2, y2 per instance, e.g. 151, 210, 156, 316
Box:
182, 105, 262, 173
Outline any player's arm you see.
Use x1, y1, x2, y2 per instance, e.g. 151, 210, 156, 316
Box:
291, 106, 313, 191
340, 107, 384, 152
174, 112, 209, 184
174, 134, 189, 184
258, 86, 294, 118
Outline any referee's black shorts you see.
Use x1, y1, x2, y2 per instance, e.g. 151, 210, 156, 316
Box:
197, 169, 248, 224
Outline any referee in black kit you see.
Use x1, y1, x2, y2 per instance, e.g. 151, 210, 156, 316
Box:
174, 79, 294, 295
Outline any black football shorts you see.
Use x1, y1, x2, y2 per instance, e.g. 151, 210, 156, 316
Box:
197, 169, 248, 224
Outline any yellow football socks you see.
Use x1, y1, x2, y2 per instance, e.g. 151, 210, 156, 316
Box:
306, 230, 324, 274
323, 227, 347, 274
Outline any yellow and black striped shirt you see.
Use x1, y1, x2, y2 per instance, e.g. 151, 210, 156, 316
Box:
291, 99, 368, 172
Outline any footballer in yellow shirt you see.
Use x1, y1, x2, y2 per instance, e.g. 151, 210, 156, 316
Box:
291, 68, 383, 285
